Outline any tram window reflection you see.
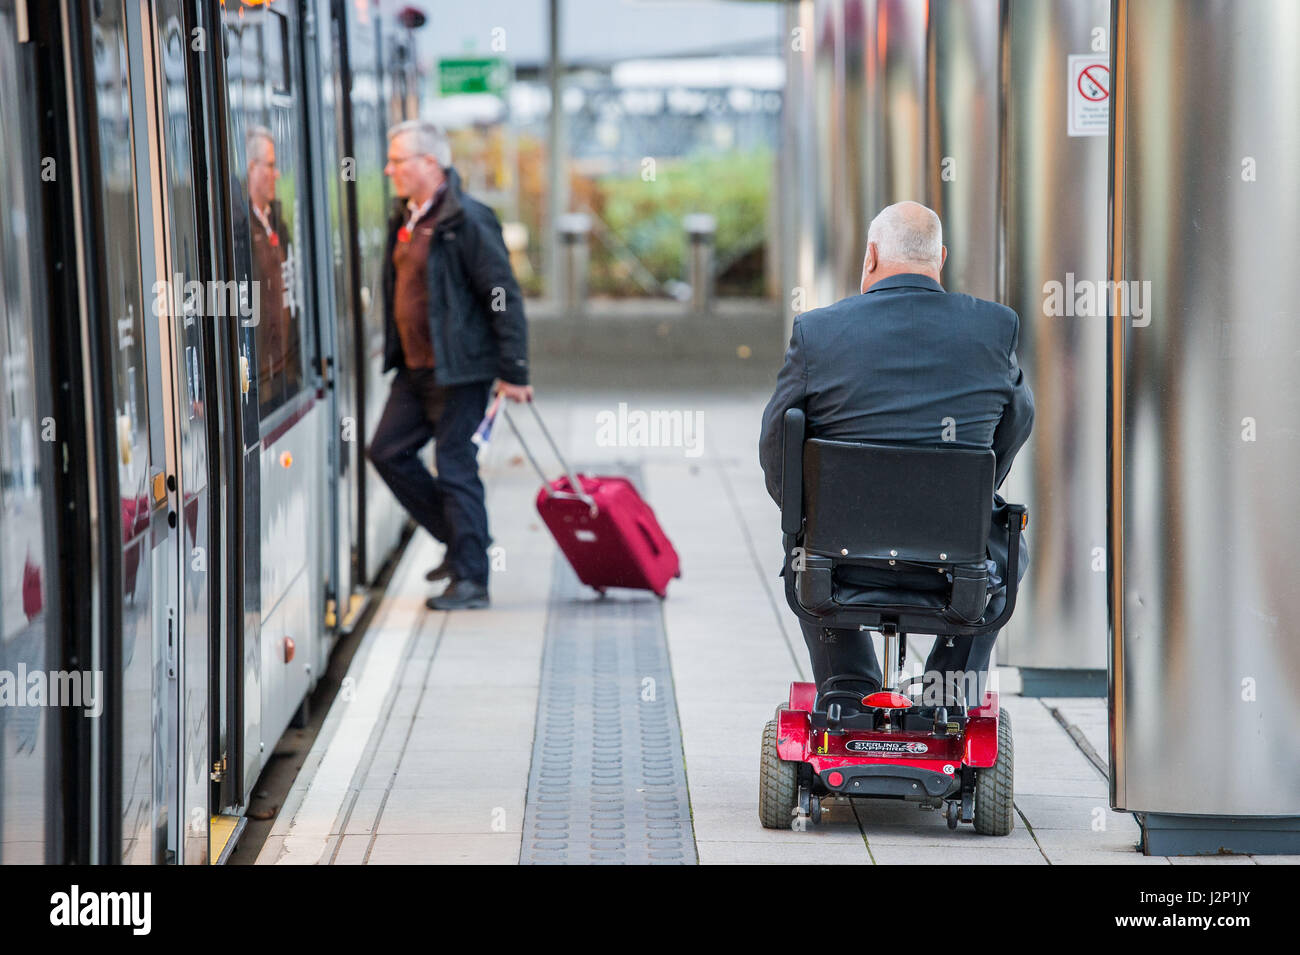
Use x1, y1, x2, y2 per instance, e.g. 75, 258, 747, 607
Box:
246, 126, 303, 417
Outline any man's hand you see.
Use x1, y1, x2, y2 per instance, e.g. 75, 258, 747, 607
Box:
496, 381, 534, 403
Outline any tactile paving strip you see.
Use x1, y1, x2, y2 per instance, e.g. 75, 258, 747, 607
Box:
520, 484, 697, 864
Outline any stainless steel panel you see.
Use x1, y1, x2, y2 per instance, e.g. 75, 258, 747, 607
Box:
781, 0, 929, 320
812, 0, 849, 303
927, 0, 1000, 299
997, 0, 1110, 671
779, 0, 821, 323
1110, 0, 1300, 814
862, 0, 927, 225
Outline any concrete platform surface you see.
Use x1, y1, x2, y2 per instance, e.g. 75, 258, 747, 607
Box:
257, 375, 1297, 865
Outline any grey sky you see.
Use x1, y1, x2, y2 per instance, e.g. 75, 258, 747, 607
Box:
414, 0, 783, 66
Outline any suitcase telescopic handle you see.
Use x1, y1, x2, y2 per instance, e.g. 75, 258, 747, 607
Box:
501, 401, 598, 515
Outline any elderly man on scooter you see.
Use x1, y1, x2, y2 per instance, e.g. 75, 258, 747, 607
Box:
759, 200, 1034, 711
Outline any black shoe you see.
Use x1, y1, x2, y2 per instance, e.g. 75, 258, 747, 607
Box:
424, 558, 452, 583
425, 579, 489, 611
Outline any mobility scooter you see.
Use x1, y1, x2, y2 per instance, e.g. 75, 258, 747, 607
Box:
760, 409, 1027, 835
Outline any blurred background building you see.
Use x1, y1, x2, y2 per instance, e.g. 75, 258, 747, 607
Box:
402, 0, 784, 306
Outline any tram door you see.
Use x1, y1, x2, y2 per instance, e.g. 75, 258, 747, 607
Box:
0, 0, 63, 865
74, 0, 187, 863
138, 0, 225, 865
310, 0, 361, 633
348, 3, 406, 585
221, 0, 328, 790
315, 0, 390, 615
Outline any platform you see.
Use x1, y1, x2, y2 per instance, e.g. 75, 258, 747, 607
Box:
256, 371, 1300, 865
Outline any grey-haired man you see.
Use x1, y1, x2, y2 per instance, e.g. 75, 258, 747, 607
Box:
759, 201, 1034, 708
367, 120, 532, 610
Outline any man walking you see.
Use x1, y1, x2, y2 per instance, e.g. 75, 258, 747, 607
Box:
759, 201, 1034, 707
368, 120, 532, 610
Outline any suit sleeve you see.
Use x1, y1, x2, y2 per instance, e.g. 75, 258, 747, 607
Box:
759, 317, 809, 506
461, 207, 530, 385
992, 309, 1034, 490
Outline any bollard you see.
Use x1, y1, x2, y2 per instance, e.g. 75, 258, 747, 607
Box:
555, 212, 591, 316
684, 213, 716, 316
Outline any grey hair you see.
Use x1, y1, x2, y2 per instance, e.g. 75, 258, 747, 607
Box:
867, 201, 943, 266
246, 125, 274, 163
388, 119, 452, 168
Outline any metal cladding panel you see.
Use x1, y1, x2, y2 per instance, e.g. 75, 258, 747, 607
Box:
997, 0, 1110, 671
1109, 0, 1300, 813
781, 0, 929, 319
861, 0, 928, 252
927, 0, 1000, 300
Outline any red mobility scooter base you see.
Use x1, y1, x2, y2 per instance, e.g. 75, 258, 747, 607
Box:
761, 681, 1014, 835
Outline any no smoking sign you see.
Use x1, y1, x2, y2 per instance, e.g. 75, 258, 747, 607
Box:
1068, 54, 1110, 137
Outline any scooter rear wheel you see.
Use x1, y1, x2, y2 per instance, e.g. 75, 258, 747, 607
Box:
759, 719, 800, 829
973, 706, 1015, 835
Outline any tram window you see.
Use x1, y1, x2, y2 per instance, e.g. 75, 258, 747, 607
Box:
267, 9, 290, 95
246, 125, 305, 417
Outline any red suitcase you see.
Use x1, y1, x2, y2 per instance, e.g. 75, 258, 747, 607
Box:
503, 402, 681, 598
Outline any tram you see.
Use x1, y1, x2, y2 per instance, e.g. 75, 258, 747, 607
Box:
0, 0, 421, 863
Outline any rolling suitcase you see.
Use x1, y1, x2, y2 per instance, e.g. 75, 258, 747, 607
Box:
502, 401, 681, 598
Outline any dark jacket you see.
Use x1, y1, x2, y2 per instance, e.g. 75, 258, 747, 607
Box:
382, 166, 529, 386
759, 273, 1034, 582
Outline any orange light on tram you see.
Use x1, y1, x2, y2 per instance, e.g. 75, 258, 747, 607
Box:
280, 451, 293, 469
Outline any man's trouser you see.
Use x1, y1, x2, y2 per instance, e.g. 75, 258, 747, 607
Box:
796, 541, 1028, 709
798, 620, 998, 708
367, 369, 491, 586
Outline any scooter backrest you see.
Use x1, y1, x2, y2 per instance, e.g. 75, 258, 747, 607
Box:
801, 438, 995, 567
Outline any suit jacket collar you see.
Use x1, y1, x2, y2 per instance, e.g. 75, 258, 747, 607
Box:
864, 273, 945, 294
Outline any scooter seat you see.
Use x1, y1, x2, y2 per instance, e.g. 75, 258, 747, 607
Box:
831, 580, 948, 612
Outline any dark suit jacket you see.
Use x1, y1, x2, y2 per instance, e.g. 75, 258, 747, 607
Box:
759, 273, 1034, 588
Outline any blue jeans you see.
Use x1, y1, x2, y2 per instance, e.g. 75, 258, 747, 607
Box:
367, 369, 491, 585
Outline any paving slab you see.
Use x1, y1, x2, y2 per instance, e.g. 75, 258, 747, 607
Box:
265, 384, 1295, 865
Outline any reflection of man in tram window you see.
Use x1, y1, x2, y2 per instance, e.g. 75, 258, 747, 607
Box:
246, 125, 300, 412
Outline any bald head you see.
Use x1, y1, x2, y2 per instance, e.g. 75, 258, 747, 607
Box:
861, 201, 947, 292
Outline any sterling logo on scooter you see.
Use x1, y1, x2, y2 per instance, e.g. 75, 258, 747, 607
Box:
844, 739, 928, 755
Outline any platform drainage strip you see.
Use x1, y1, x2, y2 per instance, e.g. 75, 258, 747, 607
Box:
520, 473, 696, 864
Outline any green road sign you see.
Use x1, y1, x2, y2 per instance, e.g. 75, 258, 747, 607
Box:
438, 58, 509, 96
